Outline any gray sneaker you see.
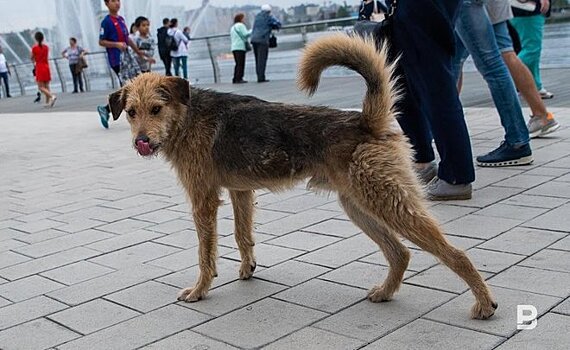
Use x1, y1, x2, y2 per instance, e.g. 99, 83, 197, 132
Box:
427, 177, 472, 201
416, 162, 438, 185
527, 113, 561, 138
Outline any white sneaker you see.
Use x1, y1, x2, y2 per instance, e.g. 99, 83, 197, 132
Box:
538, 88, 553, 99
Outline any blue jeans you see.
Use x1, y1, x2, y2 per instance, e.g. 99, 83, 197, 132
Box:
172, 56, 188, 79
454, 0, 529, 147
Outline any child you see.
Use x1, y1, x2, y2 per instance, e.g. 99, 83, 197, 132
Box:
134, 16, 156, 73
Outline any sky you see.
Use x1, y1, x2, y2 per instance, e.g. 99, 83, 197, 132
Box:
0, 0, 360, 32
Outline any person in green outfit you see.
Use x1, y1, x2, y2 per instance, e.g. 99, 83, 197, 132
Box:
230, 13, 251, 84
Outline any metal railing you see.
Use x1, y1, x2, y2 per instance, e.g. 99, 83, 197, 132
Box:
0, 17, 358, 97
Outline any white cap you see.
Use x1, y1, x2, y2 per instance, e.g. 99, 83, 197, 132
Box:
261, 4, 271, 12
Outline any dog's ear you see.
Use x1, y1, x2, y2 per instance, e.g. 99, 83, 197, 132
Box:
108, 88, 127, 121
164, 76, 190, 106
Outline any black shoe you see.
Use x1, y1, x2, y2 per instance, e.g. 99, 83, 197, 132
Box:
476, 142, 533, 167
72, 91, 78, 94
258, 79, 270, 83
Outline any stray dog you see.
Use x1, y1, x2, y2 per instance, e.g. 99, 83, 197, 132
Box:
108, 34, 497, 319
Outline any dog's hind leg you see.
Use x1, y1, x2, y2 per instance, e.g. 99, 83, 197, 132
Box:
178, 190, 220, 302
230, 190, 257, 279
339, 195, 410, 302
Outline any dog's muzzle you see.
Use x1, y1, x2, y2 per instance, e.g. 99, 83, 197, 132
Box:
135, 135, 154, 156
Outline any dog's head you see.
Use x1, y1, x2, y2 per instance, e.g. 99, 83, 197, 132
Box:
108, 73, 190, 157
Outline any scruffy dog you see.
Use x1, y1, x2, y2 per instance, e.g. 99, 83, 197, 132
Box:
108, 34, 497, 319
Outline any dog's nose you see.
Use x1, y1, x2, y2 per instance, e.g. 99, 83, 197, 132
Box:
135, 135, 150, 146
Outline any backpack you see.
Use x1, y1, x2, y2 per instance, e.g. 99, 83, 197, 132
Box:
164, 32, 179, 51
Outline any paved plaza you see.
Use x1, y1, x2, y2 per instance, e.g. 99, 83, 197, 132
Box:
1, 75, 569, 349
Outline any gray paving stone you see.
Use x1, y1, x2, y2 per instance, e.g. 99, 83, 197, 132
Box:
0, 239, 27, 253
550, 235, 570, 251
0, 247, 101, 281
57, 304, 211, 350
226, 242, 304, 267
11, 228, 69, 244
41, 261, 115, 286
156, 257, 243, 290
524, 203, 570, 233
86, 229, 164, 252
95, 218, 154, 234
518, 249, 570, 273
479, 227, 566, 255
89, 242, 181, 269
500, 194, 569, 209
274, 279, 364, 313
0, 296, 67, 330
142, 330, 239, 349
134, 209, 185, 224
218, 231, 274, 249
152, 229, 198, 249
194, 298, 327, 349
255, 189, 309, 206
474, 203, 548, 221
12, 229, 115, 258
49, 298, 140, 334
147, 245, 233, 271
494, 174, 555, 189
467, 248, 526, 273
57, 218, 106, 233
489, 266, 570, 298
0, 275, 65, 302
104, 281, 179, 313
255, 260, 331, 286
320, 261, 413, 290
9, 218, 66, 234
495, 313, 570, 350
183, 279, 285, 316
424, 286, 562, 337
405, 265, 493, 294
47, 264, 170, 305
0, 296, 10, 308
525, 181, 570, 198
143, 218, 195, 234
264, 193, 334, 213
264, 327, 364, 350
303, 218, 362, 238
313, 284, 455, 341
363, 318, 504, 350
256, 209, 338, 236
297, 234, 377, 268
553, 298, 570, 316
250, 208, 295, 224
361, 248, 439, 272
0, 318, 80, 350
443, 215, 523, 240
447, 186, 523, 208
266, 231, 341, 251
0, 251, 31, 270
430, 204, 477, 224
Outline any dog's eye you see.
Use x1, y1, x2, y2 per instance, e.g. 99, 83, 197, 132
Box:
151, 106, 162, 115
127, 109, 136, 117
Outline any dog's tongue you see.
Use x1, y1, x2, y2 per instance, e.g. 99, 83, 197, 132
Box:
136, 140, 153, 156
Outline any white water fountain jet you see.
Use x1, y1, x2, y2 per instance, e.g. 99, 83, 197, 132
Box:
0, 36, 24, 64
54, 0, 99, 52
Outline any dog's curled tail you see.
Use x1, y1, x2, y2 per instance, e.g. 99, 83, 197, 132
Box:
298, 34, 399, 136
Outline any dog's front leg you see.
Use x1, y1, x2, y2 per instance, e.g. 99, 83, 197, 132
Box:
229, 190, 257, 279
177, 191, 220, 302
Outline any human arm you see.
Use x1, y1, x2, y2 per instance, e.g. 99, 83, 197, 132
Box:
175, 30, 189, 45
269, 15, 281, 30
540, 0, 550, 14
237, 23, 251, 38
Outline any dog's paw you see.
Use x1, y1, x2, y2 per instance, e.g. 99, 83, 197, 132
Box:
177, 287, 206, 303
367, 285, 393, 303
471, 300, 498, 320
239, 261, 257, 280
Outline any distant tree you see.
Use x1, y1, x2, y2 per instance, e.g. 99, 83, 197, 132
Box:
337, 5, 350, 18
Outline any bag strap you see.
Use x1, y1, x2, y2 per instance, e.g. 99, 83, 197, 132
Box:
109, 15, 127, 43
233, 25, 248, 43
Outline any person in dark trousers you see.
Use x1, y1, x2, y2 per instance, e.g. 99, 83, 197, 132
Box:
0, 46, 11, 98
250, 4, 281, 83
61, 37, 87, 93
230, 12, 251, 84
157, 18, 172, 76
390, 0, 475, 200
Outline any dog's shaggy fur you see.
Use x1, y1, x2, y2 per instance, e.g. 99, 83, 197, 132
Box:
109, 34, 497, 319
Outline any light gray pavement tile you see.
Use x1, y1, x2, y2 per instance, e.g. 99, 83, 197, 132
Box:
56, 218, 106, 233
40, 261, 115, 285
523, 203, 570, 233
133, 209, 185, 224
478, 227, 566, 255
518, 249, 570, 273
104, 281, 179, 313
363, 318, 504, 350
494, 174, 555, 189
0, 239, 27, 252
47, 264, 170, 305
317, 200, 344, 212
545, 155, 570, 169
102, 194, 170, 210
470, 168, 523, 190
320, 261, 412, 290
142, 330, 239, 350
443, 215, 523, 240
0, 296, 67, 330
0, 251, 31, 269
466, 248, 526, 273
216, 218, 239, 236
147, 245, 233, 272
250, 208, 291, 224
218, 231, 274, 249
552, 296, 570, 316
474, 204, 548, 221
501, 194, 568, 209
86, 229, 164, 252
424, 286, 562, 337
11, 228, 69, 244
265, 231, 341, 251
550, 235, 570, 251
524, 166, 570, 177
404, 265, 493, 294
50, 199, 108, 214
0, 277, 7, 284
495, 313, 570, 350
0, 275, 65, 302
48, 298, 140, 334
0, 318, 80, 350
193, 298, 327, 349
0, 228, 27, 242
313, 284, 455, 341
95, 218, 154, 234
143, 218, 195, 234
445, 235, 486, 250
273, 279, 364, 313
0, 247, 101, 281
263, 193, 334, 213
9, 218, 66, 234
430, 204, 477, 224
255, 189, 309, 206
296, 234, 377, 268
256, 209, 338, 236
525, 181, 570, 198
0, 296, 10, 308
489, 266, 570, 298
361, 248, 439, 272
88, 242, 182, 269
12, 229, 115, 258
264, 327, 364, 350
447, 186, 523, 208
225, 242, 304, 267
57, 304, 211, 350
303, 218, 362, 238
157, 257, 242, 290
182, 279, 285, 316
255, 260, 331, 287
152, 229, 198, 249
101, 201, 177, 223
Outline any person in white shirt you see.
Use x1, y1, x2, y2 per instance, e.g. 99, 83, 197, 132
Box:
0, 46, 11, 98
167, 18, 189, 79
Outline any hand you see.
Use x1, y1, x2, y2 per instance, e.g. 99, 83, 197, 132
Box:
147, 57, 156, 64
116, 42, 127, 51
540, 0, 550, 14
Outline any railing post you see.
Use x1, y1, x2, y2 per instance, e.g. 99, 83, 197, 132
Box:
301, 26, 308, 44
82, 70, 91, 92
205, 38, 220, 83
53, 58, 66, 93
10, 64, 25, 96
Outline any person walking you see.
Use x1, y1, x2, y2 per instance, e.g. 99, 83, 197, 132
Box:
31, 32, 56, 107
61, 37, 87, 93
168, 18, 189, 80
358, 0, 388, 21
0, 46, 11, 98
250, 4, 281, 83
157, 18, 172, 76
230, 13, 251, 84
134, 16, 156, 73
